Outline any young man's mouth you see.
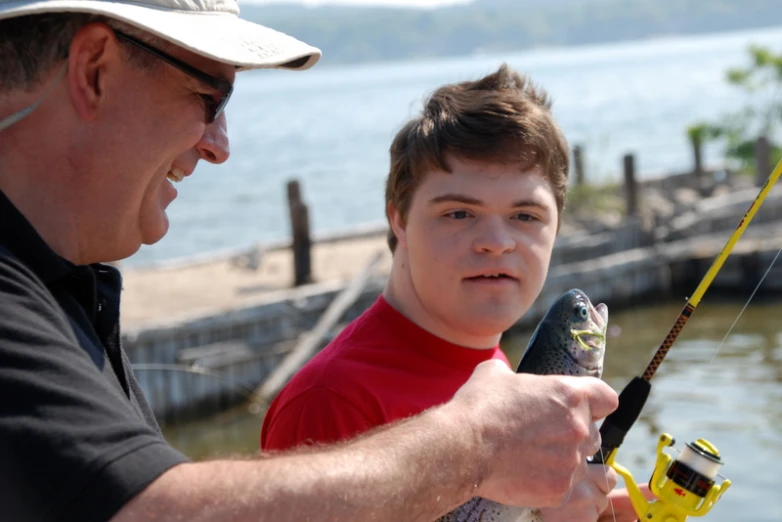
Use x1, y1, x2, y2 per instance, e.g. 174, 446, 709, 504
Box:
464, 272, 519, 283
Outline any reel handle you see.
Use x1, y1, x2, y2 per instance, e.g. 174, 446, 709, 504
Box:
590, 376, 651, 465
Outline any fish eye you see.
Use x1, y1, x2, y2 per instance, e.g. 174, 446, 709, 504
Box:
574, 304, 589, 319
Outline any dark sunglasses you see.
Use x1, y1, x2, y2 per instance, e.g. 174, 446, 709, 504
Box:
114, 31, 233, 124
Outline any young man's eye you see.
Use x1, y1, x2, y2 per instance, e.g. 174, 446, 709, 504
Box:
445, 210, 471, 219
514, 213, 537, 222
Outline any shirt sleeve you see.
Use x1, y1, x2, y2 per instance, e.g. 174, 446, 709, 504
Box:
261, 386, 375, 452
0, 255, 190, 522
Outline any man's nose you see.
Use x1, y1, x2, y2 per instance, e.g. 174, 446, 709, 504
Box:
197, 112, 230, 164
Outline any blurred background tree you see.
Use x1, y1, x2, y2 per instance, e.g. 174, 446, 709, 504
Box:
689, 44, 782, 176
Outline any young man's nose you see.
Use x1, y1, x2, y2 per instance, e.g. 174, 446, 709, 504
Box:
472, 216, 516, 254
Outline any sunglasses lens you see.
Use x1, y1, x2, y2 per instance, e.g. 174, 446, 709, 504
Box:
208, 79, 233, 123
212, 94, 230, 122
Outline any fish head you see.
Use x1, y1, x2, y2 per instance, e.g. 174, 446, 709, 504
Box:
557, 288, 608, 377
516, 288, 609, 377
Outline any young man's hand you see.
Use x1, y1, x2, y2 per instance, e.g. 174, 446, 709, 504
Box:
599, 483, 656, 522
538, 462, 655, 522
538, 463, 618, 522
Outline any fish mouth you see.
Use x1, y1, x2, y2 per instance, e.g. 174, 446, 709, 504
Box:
590, 302, 608, 331
570, 327, 605, 352
569, 318, 606, 374
563, 343, 603, 374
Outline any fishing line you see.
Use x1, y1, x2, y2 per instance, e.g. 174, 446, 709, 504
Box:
131, 363, 258, 398
708, 244, 782, 364
597, 445, 619, 522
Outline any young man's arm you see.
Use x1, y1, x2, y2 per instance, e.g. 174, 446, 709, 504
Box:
113, 361, 618, 522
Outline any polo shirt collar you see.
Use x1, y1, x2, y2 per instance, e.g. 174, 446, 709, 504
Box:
0, 188, 77, 284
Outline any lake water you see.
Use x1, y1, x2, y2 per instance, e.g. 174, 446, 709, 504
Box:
128, 25, 782, 268
162, 298, 782, 521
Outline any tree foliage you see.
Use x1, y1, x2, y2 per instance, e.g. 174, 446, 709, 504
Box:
688, 44, 782, 174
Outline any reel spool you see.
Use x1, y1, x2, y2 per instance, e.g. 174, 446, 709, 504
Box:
610, 433, 731, 521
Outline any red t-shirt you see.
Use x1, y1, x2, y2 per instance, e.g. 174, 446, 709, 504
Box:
260, 295, 510, 451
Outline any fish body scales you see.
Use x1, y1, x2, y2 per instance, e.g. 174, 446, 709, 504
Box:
435, 498, 541, 522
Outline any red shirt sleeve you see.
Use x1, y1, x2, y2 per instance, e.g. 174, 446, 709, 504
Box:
261, 387, 375, 452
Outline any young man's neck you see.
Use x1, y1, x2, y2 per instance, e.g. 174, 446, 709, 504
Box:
382, 255, 501, 350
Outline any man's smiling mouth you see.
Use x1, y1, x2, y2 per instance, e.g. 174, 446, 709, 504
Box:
167, 167, 186, 183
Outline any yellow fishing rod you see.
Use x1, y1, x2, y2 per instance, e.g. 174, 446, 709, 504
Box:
641, 163, 782, 382
589, 158, 782, 520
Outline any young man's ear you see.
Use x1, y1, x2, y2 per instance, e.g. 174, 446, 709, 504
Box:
387, 202, 408, 249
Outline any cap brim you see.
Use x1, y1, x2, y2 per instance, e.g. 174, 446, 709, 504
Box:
0, 0, 322, 71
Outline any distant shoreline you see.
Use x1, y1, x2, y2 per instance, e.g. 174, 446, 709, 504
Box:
232, 22, 782, 75
240, 0, 782, 67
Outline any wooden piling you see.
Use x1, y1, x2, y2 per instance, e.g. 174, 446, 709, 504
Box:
755, 136, 771, 187
287, 179, 312, 286
623, 153, 638, 217
691, 133, 704, 186
573, 145, 585, 186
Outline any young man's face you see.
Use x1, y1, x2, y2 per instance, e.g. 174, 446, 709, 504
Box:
389, 153, 559, 347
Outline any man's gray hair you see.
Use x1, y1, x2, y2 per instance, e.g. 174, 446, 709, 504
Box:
0, 13, 169, 92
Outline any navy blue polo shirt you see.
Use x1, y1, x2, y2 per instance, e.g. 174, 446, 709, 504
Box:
0, 189, 189, 521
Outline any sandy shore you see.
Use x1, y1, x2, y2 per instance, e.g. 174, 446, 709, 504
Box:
119, 233, 393, 330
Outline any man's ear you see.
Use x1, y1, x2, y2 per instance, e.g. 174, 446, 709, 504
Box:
66, 23, 120, 121
387, 202, 408, 249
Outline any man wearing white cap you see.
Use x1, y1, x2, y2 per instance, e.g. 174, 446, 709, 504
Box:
0, 2, 618, 521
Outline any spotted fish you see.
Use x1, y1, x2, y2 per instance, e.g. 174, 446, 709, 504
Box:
437, 288, 609, 522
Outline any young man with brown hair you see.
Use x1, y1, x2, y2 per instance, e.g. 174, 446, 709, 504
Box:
261, 64, 644, 521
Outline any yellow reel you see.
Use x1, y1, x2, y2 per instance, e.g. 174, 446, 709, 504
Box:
608, 433, 731, 521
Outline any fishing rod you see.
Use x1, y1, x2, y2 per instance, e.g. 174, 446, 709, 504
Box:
590, 158, 782, 520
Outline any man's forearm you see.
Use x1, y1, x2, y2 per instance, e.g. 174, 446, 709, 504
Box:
114, 406, 482, 522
